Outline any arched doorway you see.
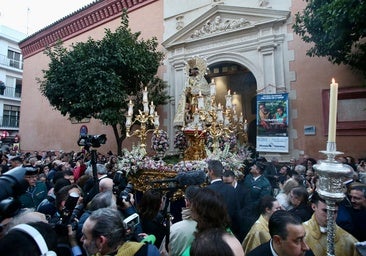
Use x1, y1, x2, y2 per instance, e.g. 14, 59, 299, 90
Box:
207, 61, 257, 146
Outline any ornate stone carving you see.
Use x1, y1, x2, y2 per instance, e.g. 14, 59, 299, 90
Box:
191, 16, 251, 38
176, 15, 184, 30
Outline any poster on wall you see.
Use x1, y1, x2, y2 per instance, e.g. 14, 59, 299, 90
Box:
256, 93, 289, 153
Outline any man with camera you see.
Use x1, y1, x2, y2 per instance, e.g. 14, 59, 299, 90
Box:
18, 166, 48, 209
81, 207, 160, 256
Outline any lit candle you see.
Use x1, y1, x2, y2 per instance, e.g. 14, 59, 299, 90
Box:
328, 78, 338, 143
210, 82, 216, 96
143, 102, 149, 114
143, 88, 148, 102
239, 112, 244, 123
149, 101, 155, 115
217, 106, 224, 122
127, 100, 134, 116
154, 112, 160, 127
126, 116, 132, 126
228, 89, 231, 95
225, 94, 232, 109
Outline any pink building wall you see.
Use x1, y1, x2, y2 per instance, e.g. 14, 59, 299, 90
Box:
19, 0, 164, 155
289, 1, 366, 160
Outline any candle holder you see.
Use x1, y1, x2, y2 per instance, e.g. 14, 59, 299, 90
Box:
313, 141, 353, 256
126, 109, 160, 154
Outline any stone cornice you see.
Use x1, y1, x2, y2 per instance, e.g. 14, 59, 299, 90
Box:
19, 0, 158, 59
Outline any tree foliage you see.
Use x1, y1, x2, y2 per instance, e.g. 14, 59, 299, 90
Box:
293, 0, 366, 77
38, 10, 169, 155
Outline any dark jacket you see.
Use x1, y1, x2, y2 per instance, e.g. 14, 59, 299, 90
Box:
247, 240, 315, 256
207, 180, 241, 239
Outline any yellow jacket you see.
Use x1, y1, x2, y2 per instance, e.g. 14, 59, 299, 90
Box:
303, 214, 359, 256
242, 214, 271, 254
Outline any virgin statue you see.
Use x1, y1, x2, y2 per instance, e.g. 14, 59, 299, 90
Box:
173, 57, 211, 128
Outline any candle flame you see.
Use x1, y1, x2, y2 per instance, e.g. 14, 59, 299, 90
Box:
332, 78, 335, 84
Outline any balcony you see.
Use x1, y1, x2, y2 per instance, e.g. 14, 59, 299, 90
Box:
0, 116, 19, 129
1, 86, 22, 99
0, 54, 23, 70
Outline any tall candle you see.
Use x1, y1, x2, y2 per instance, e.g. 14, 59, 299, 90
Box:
225, 94, 232, 109
143, 88, 148, 102
210, 82, 216, 96
127, 100, 134, 116
143, 102, 149, 114
149, 101, 155, 115
328, 78, 338, 143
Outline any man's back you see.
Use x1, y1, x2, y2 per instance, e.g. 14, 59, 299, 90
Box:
207, 181, 241, 238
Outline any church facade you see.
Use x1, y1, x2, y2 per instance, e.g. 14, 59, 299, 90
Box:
18, 0, 366, 160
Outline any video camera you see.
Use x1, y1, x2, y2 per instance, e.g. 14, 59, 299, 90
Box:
53, 192, 84, 235
77, 134, 107, 149
0, 166, 29, 222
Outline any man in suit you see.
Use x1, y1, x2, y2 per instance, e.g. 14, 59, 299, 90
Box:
206, 159, 242, 240
247, 210, 313, 256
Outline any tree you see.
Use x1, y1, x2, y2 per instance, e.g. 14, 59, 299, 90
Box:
293, 0, 366, 77
38, 11, 170, 155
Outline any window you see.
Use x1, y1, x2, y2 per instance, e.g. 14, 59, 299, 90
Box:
322, 87, 366, 135
15, 79, 22, 98
7, 49, 22, 69
3, 105, 20, 127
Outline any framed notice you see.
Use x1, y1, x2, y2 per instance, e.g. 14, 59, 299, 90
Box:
256, 93, 289, 153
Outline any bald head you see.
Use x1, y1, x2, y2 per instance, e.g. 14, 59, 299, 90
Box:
99, 177, 114, 192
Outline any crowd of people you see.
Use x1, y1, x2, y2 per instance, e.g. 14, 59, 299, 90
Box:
0, 148, 366, 256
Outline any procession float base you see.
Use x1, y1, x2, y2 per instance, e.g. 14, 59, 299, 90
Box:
128, 169, 184, 199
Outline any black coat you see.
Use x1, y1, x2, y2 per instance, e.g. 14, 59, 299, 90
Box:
247, 241, 315, 256
207, 181, 241, 239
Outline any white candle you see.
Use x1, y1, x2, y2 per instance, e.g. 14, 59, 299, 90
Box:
244, 119, 248, 132
217, 108, 224, 122
126, 116, 132, 126
149, 101, 155, 115
143, 102, 149, 114
127, 100, 134, 116
228, 89, 231, 96
328, 78, 338, 142
225, 94, 232, 109
197, 96, 204, 109
154, 112, 160, 127
143, 88, 148, 102
239, 112, 244, 123
210, 82, 216, 96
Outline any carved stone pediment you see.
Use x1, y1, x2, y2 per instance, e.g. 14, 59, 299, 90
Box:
163, 5, 290, 50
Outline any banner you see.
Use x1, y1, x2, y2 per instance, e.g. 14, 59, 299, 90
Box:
256, 93, 289, 153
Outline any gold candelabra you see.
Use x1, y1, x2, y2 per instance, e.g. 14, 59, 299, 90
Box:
126, 88, 160, 153
183, 87, 248, 159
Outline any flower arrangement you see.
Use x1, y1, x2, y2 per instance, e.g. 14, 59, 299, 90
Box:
117, 145, 171, 176
172, 160, 208, 173
205, 132, 237, 152
173, 131, 188, 151
151, 129, 169, 153
205, 143, 253, 179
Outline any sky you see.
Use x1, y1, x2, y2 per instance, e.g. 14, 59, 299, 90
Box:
0, 0, 96, 35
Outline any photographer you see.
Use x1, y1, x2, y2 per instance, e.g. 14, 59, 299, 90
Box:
48, 183, 84, 256
81, 207, 160, 256
18, 166, 48, 209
